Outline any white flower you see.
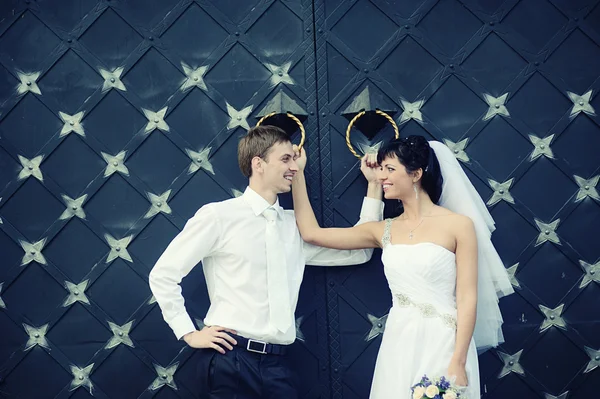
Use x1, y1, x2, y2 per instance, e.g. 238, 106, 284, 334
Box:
443, 390, 458, 399
413, 386, 426, 399
425, 384, 440, 398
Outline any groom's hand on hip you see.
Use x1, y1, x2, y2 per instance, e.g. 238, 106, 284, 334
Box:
182, 326, 238, 354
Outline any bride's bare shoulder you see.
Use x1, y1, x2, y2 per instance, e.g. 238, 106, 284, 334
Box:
431, 206, 474, 228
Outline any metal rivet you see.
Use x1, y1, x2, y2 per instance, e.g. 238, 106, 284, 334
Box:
306, 28, 311, 33
237, 116, 242, 121
154, 119, 159, 123
116, 247, 121, 251
509, 361, 514, 366
34, 333, 40, 338
574, 17, 579, 21
79, 375, 84, 380
377, 323, 382, 328
74, 291, 79, 296
68, 39, 73, 43
579, 101, 584, 106
449, 64, 454, 68
405, 25, 410, 29
278, 71, 283, 77
72, 206, 78, 210
585, 185, 590, 190
30, 250, 36, 254
322, 112, 326, 117
550, 315, 555, 320
329, 281, 334, 287
499, 189, 504, 194
334, 368, 338, 373
235, 32, 240, 36
26, 81, 31, 86
596, 355, 600, 361
193, 76, 198, 81
112, 161, 118, 166
590, 270, 595, 275
157, 202, 162, 207
495, 104, 500, 109
489, 21, 494, 26
310, 111, 314, 115
196, 158, 201, 162
318, 29, 323, 33
364, 68, 368, 73
409, 109, 414, 114
28, 166, 33, 170
148, 36, 154, 41
454, 149, 459, 154
540, 144, 545, 149
110, 78, 115, 83
162, 374, 167, 379
534, 61, 539, 66
545, 230, 550, 235
118, 332, 123, 336
69, 121, 75, 126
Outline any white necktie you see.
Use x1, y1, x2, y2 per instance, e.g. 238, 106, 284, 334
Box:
262, 207, 292, 332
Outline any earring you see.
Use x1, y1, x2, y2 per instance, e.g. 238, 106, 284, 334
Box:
413, 183, 419, 200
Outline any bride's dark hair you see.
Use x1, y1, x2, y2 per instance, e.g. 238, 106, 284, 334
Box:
377, 135, 443, 204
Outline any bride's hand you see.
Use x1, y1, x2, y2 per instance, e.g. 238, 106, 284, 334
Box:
447, 360, 468, 387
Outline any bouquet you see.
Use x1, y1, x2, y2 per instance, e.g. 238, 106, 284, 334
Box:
411, 375, 466, 399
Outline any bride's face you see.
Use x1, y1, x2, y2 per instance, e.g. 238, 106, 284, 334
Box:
378, 155, 416, 200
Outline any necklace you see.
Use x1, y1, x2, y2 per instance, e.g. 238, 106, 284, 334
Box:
403, 207, 433, 239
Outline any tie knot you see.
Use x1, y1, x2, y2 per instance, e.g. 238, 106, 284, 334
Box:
262, 207, 278, 222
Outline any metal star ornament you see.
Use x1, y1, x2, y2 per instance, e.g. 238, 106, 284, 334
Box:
356, 141, 383, 158
579, 260, 600, 288
99, 67, 126, 92
487, 179, 515, 206
20, 238, 47, 265
265, 62, 295, 86
574, 175, 599, 202
101, 151, 129, 177
483, 93, 510, 121
567, 90, 595, 118
16, 71, 41, 95
105, 234, 133, 263
150, 363, 179, 390
142, 107, 169, 134
69, 364, 94, 394
144, 190, 172, 219
105, 321, 134, 349
18, 155, 44, 181
366, 313, 388, 341
59, 194, 87, 220
148, 295, 157, 305
443, 138, 470, 163
544, 392, 569, 399
539, 304, 567, 332
226, 102, 253, 130
0, 282, 5, 309
506, 263, 521, 289
399, 99, 424, 123
59, 111, 85, 137
534, 219, 560, 246
23, 324, 50, 351
186, 147, 215, 175
497, 349, 525, 378
584, 346, 600, 373
63, 280, 90, 307
528, 134, 554, 161
231, 188, 243, 198
181, 63, 208, 91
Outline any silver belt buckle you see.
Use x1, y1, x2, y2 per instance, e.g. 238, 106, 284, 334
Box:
246, 339, 267, 354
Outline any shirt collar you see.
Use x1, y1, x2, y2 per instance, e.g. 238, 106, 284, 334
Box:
242, 187, 284, 219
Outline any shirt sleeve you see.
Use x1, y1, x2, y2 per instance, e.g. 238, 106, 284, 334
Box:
149, 204, 221, 339
304, 197, 384, 266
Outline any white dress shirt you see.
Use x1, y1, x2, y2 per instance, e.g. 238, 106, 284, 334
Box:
149, 187, 384, 344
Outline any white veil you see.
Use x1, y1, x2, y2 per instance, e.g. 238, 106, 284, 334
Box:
429, 141, 514, 353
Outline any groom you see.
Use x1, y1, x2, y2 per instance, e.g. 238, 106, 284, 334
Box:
149, 125, 383, 398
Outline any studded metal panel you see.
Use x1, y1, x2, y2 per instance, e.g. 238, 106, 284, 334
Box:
315, 0, 600, 398
0, 0, 327, 398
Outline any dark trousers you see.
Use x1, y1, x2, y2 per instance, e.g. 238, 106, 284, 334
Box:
196, 346, 299, 399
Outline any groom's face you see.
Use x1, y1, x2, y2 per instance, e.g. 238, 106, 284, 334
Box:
260, 141, 299, 194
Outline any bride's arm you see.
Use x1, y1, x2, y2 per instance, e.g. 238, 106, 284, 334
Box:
292, 169, 380, 250
450, 216, 478, 377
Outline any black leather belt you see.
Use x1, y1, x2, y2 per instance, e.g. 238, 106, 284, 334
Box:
230, 334, 288, 355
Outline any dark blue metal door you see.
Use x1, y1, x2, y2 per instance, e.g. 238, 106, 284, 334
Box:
0, 0, 599, 398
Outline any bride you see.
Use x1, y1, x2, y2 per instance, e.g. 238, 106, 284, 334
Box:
291, 135, 514, 398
